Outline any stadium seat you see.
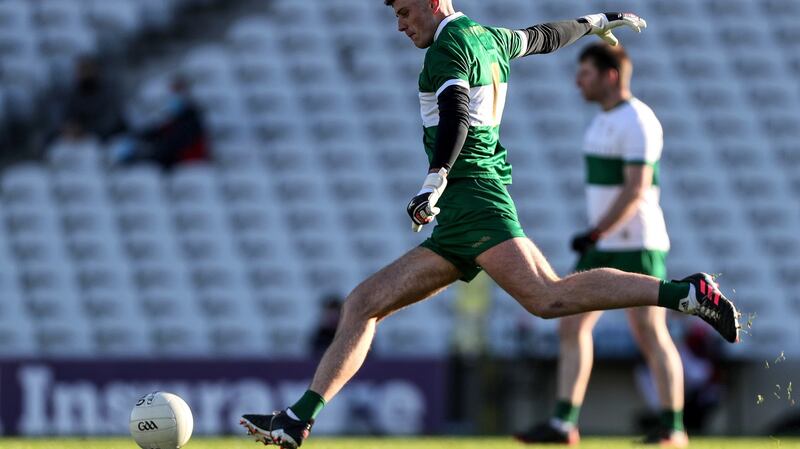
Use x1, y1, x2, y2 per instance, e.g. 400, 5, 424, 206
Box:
24, 280, 84, 326
167, 163, 219, 204
0, 88, 6, 125
1, 163, 51, 205
93, 317, 151, 356
0, 0, 195, 125
67, 233, 123, 266
47, 137, 104, 173
0, 264, 26, 316
53, 176, 109, 210
80, 272, 140, 320
746, 81, 799, 111
2, 0, 800, 360
86, 0, 142, 41
536, 0, 583, 19
38, 27, 98, 84
206, 316, 265, 356
195, 280, 252, 320
0, 0, 32, 29
108, 164, 163, 203
34, 0, 84, 29
149, 318, 209, 356
0, 315, 37, 356
227, 17, 275, 54
182, 45, 232, 88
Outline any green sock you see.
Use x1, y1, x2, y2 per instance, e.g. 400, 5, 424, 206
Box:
289, 390, 326, 422
553, 400, 581, 426
657, 280, 690, 311
659, 409, 684, 432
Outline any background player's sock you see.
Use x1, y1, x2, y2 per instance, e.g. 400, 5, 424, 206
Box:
289, 390, 326, 422
659, 409, 685, 432
657, 280, 691, 311
552, 400, 581, 429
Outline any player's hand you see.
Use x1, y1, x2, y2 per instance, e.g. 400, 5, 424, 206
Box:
571, 229, 601, 254
580, 12, 647, 46
407, 168, 448, 232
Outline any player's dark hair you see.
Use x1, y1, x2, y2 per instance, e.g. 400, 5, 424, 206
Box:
385, 0, 426, 6
578, 42, 631, 74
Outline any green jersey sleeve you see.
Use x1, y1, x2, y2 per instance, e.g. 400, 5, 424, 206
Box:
421, 37, 471, 95
485, 26, 524, 61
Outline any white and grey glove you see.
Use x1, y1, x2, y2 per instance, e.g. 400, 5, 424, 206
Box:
407, 168, 448, 232
580, 12, 647, 46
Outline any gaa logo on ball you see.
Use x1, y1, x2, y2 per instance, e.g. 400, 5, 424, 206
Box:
137, 420, 160, 432
130, 391, 193, 449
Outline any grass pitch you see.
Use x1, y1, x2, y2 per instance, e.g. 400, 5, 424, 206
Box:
1, 437, 799, 449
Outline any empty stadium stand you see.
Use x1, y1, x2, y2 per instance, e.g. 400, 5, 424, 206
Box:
1, 0, 798, 359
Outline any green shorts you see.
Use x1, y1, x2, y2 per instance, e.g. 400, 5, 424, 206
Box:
575, 248, 669, 280
421, 178, 526, 282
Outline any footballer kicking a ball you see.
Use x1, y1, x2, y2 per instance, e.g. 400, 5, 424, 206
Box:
240, 1, 740, 447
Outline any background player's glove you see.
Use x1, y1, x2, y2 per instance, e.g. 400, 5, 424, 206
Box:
407, 168, 448, 232
580, 12, 647, 46
571, 229, 601, 255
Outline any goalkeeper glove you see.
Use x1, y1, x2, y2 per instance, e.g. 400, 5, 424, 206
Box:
407, 168, 448, 232
571, 229, 601, 255
580, 12, 647, 46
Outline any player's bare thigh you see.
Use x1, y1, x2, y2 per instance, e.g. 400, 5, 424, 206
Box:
475, 237, 560, 316
560, 310, 604, 337
625, 306, 669, 346
343, 246, 462, 322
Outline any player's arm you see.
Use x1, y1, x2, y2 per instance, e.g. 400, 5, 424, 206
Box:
515, 20, 592, 56
571, 164, 653, 253
515, 13, 646, 57
407, 84, 471, 232
430, 85, 470, 172
594, 163, 652, 235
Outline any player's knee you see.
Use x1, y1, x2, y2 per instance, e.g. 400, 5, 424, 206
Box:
519, 298, 560, 319
539, 305, 563, 319
512, 279, 562, 319
340, 287, 381, 323
631, 319, 664, 350
559, 317, 589, 338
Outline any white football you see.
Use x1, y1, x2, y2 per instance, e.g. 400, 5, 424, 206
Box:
130, 391, 194, 449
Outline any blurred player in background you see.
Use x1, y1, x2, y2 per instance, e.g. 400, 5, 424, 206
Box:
515, 43, 688, 447
239, 2, 739, 447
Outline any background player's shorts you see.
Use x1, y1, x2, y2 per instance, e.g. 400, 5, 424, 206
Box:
421, 178, 526, 282
575, 248, 668, 280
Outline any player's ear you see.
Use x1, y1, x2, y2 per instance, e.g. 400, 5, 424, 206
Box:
606, 68, 621, 87
429, 0, 439, 13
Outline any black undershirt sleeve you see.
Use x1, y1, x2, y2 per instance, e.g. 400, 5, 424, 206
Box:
430, 84, 471, 172
517, 20, 593, 56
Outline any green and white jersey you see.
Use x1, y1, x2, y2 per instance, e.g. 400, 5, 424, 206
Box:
419, 13, 525, 184
583, 98, 670, 251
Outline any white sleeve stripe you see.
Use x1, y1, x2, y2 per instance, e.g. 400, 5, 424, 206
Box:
436, 79, 470, 97
515, 30, 528, 59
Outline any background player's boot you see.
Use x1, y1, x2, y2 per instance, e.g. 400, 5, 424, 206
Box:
642, 428, 689, 447
240, 411, 313, 448
677, 273, 740, 343
514, 421, 580, 445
